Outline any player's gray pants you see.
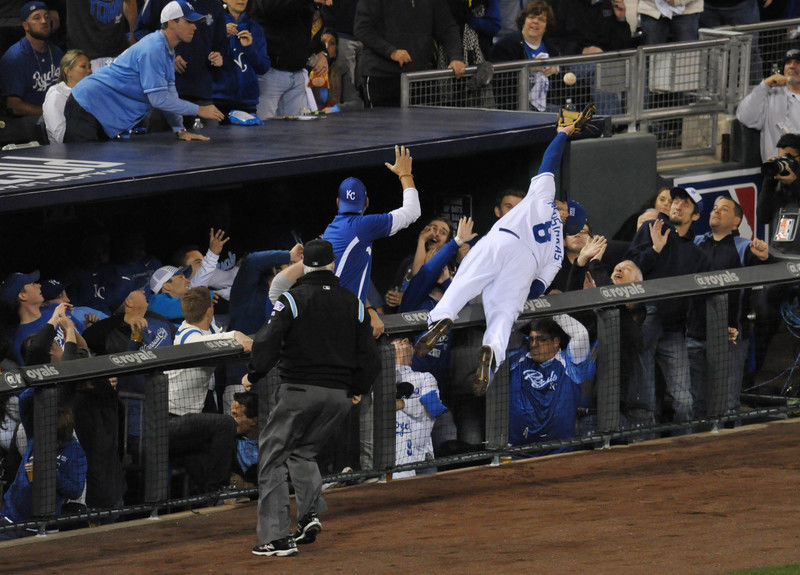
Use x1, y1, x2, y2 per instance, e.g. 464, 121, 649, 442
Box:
256, 383, 353, 544
428, 232, 535, 367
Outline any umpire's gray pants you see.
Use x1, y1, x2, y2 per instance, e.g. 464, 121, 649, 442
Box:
257, 383, 353, 544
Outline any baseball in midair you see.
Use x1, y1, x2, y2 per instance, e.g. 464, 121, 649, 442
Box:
563, 72, 577, 86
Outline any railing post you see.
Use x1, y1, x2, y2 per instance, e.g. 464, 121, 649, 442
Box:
596, 308, 621, 436
485, 360, 509, 451
371, 343, 397, 473
400, 73, 410, 108
143, 371, 169, 504
705, 294, 730, 420
32, 386, 58, 519
517, 65, 529, 111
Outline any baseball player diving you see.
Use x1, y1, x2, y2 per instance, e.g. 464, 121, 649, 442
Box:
414, 110, 592, 394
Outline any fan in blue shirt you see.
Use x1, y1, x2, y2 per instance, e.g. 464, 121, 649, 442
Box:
65, 0, 224, 141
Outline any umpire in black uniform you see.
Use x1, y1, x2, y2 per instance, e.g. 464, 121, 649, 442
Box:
244, 239, 381, 557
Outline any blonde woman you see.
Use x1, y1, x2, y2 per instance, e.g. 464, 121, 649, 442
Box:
43, 49, 91, 143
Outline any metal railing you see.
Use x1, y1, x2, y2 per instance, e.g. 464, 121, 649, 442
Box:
401, 19, 800, 159
2, 261, 798, 535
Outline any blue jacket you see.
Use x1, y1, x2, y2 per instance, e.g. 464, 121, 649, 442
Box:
2, 439, 87, 523
508, 345, 595, 453
212, 12, 270, 110
3, 388, 87, 523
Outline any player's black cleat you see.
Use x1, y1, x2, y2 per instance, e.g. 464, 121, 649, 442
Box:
252, 537, 298, 557
293, 513, 322, 545
413, 318, 453, 357
472, 345, 495, 396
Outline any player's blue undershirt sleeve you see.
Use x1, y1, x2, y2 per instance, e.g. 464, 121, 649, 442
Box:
538, 132, 568, 175
419, 390, 448, 418
399, 239, 460, 312
528, 279, 547, 299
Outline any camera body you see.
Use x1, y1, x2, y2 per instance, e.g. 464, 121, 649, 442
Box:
762, 153, 800, 179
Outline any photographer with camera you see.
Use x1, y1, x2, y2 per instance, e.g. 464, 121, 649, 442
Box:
737, 48, 800, 163
758, 133, 800, 257
752, 133, 800, 380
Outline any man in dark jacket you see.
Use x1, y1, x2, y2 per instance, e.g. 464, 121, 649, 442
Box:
625, 186, 710, 427
244, 239, 380, 558
689, 196, 770, 416
249, 0, 330, 118
354, 0, 466, 107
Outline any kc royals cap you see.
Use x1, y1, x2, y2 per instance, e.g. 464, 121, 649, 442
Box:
0, 270, 40, 305
160, 0, 205, 23
337, 177, 367, 214
303, 239, 335, 267
670, 186, 704, 213
41, 279, 67, 301
564, 200, 587, 236
149, 265, 192, 294
20, 1, 48, 22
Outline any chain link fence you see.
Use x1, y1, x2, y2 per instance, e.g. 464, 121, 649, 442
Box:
401, 19, 800, 159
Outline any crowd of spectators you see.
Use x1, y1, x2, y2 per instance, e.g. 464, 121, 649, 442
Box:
1, 0, 798, 146
0, 0, 794, 538
0, 133, 778, 533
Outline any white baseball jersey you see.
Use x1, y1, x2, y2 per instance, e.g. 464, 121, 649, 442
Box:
490, 172, 564, 287
394, 364, 442, 479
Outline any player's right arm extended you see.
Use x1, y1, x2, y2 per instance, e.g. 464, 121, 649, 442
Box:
537, 131, 568, 176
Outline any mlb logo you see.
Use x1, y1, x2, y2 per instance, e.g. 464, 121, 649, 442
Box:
675, 169, 761, 239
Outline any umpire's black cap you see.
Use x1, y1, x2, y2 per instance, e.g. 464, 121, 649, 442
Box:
303, 239, 335, 267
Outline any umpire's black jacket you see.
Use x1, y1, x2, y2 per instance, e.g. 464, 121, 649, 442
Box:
246, 270, 380, 395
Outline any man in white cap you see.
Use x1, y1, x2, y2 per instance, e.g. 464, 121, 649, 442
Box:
64, 0, 224, 142
147, 264, 193, 323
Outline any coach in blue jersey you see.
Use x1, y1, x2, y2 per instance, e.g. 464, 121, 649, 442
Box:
322, 145, 421, 325
64, 0, 225, 142
508, 314, 594, 454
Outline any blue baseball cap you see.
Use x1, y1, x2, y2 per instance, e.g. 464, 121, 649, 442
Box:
0, 270, 40, 305
41, 279, 68, 301
338, 177, 367, 214
670, 186, 703, 213
564, 200, 587, 236
160, 0, 205, 24
20, 1, 47, 22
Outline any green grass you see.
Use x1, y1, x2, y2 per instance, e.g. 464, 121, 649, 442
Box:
732, 564, 800, 575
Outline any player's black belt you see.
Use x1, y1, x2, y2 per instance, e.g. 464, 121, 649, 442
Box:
498, 227, 520, 239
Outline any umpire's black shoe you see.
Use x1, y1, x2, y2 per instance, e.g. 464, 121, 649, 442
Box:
252, 537, 298, 557
293, 512, 322, 545
413, 318, 453, 357
472, 345, 495, 396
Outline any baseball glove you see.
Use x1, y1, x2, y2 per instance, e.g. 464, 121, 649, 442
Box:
557, 103, 597, 134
